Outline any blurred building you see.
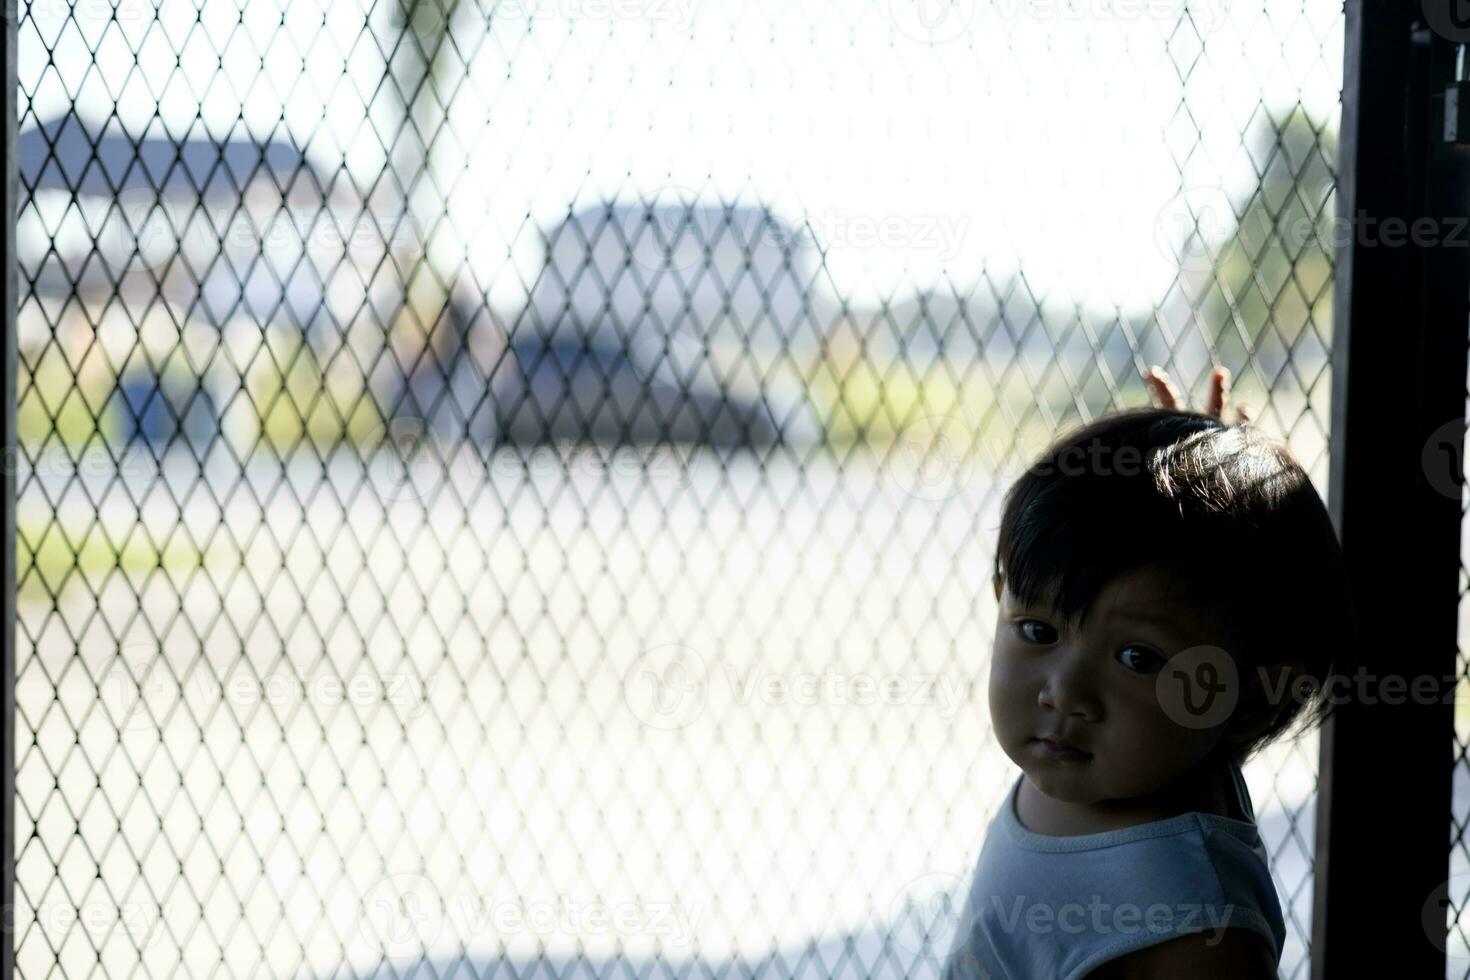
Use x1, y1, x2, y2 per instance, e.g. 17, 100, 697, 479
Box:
17, 110, 352, 453
402, 200, 827, 448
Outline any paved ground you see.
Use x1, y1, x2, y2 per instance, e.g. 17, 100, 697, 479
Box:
14, 445, 1328, 980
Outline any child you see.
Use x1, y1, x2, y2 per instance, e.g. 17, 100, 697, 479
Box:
940, 377, 1354, 978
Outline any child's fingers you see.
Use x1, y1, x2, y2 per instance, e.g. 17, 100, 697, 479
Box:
1146, 365, 1181, 408
1147, 364, 1248, 424
1206, 366, 1229, 419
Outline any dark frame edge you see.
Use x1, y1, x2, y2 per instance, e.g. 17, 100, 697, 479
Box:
1317, 1, 1464, 976
3, 0, 16, 975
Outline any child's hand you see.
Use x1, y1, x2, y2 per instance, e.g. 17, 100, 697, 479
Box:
1144, 364, 1252, 425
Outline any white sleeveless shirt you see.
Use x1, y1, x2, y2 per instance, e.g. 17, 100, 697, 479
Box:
941, 763, 1286, 979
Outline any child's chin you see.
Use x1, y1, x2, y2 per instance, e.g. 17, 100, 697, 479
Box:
1023, 767, 1099, 803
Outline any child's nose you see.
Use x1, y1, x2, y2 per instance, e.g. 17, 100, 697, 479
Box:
1038, 686, 1099, 721
1037, 659, 1101, 721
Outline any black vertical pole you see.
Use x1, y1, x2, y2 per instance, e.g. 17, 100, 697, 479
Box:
2, 0, 16, 975
1316, 2, 1468, 975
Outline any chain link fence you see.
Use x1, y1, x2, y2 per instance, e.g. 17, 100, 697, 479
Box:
1451, 343, 1470, 977
13, 0, 1342, 977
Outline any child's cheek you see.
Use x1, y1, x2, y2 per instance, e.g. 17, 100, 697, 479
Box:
986, 650, 1031, 752
1112, 697, 1219, 773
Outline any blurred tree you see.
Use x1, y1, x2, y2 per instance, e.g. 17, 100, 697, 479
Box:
374, 0, 465, 430
1196, 105, 1338, 392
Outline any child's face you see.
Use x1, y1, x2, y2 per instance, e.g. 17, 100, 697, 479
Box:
988, 562, 1239, 806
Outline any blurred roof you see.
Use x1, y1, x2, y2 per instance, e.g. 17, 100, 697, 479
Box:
19, 109, 320, 197
547, 200, 808, 253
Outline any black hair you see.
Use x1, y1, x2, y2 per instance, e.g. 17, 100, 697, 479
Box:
992, 405, 1356, 765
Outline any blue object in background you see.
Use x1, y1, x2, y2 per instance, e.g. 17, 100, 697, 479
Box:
114, 371, 218, 454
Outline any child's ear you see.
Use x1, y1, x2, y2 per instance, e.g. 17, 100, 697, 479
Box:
993, 576, 1003, 601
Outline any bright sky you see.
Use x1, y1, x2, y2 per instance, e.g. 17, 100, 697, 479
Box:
19, 0, 1343, 313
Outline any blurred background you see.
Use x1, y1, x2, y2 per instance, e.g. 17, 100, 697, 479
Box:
11, 0, 1358, 978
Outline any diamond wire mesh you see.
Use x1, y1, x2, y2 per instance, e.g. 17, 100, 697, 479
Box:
12, 0, 1341, 978
1452, 348, 1470, 978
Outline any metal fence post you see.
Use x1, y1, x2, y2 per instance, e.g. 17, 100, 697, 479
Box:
1316, 2, 1469, 974
3, 0, 17, 973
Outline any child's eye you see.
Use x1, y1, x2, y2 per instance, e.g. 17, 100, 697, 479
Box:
1116, 644, 1166, 675
1013, 619, 1057, 644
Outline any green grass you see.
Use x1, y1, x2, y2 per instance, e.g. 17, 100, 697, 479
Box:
17, 515, 227, 605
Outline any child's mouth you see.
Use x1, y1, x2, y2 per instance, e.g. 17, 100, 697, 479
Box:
1030, 737, 1093, 762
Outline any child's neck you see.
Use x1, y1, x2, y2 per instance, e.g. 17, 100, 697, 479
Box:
1017, 759, 1237, 836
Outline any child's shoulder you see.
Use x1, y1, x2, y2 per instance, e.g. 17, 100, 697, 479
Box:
1083, 927, 1280, 979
